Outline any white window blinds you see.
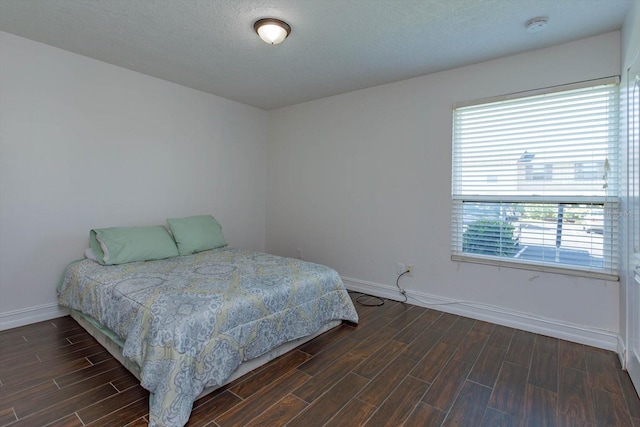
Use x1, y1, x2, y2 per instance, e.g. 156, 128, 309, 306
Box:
451, 79, 620, 279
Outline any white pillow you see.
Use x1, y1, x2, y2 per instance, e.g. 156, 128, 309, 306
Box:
84, 247, 98, 262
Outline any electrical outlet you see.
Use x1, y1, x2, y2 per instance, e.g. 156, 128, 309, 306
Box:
297, 248, 303, 260
397, 263, 413, 276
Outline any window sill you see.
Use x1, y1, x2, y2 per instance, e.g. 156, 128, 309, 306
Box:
451, 254, 620, 282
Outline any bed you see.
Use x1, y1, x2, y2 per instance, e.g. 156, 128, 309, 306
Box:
57, 246, 358, 427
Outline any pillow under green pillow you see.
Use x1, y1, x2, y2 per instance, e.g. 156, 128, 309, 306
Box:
167, 215, 227, 255
89, 225, 179, 265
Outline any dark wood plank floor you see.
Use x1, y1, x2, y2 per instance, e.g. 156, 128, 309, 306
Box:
1, 293, 639, 426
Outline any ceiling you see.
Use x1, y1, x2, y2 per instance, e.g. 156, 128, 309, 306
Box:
0, 0, 633, 110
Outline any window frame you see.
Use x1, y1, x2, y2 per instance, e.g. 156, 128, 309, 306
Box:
451, 77, 620, 281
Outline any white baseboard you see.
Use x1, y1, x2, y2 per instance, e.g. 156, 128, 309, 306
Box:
1, 278, 624, 359
342, 276, 620, 352
0, 303, 69, 331
628, 346, 640, 398
618, 335, 627, 369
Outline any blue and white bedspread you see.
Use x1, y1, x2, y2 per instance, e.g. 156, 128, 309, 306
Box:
57, 248, 358, 427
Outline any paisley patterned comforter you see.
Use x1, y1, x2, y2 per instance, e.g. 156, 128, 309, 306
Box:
57, 248, 358, 427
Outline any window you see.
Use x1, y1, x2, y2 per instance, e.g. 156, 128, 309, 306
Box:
575, 161, 603, 181
451, 78, 620, 279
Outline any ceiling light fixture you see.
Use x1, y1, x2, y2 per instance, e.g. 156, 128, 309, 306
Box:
254, 18, 291, 45
525, 16, 549, 33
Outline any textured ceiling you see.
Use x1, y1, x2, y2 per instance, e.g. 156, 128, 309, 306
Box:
0, 0, 633, 110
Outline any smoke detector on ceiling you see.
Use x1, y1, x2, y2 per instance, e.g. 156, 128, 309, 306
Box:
525, 16, 549, 33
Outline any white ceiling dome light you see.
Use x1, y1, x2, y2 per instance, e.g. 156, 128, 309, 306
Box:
525, 16, 549, 33
254, 18, 291, 45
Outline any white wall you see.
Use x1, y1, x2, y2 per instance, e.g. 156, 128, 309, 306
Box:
267, 32, 623, 350
0, 28, 627, 350
0, 32, 268, 329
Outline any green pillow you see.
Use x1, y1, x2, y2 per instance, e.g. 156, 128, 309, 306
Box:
167, 215, 227, 255
89, 226, 179, 265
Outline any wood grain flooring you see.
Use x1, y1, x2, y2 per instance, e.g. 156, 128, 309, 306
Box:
1, 293, 639, 426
